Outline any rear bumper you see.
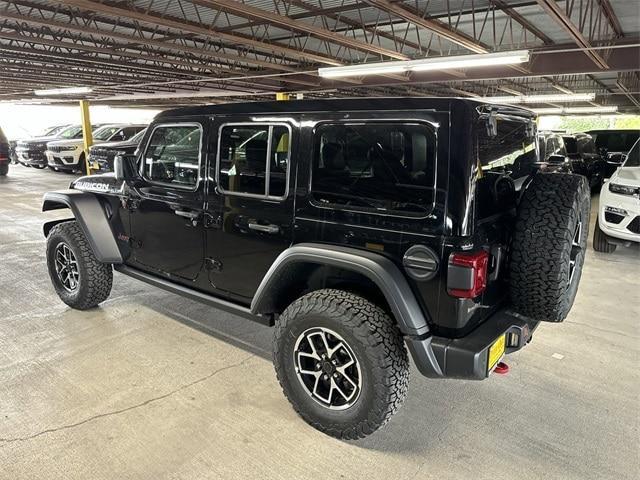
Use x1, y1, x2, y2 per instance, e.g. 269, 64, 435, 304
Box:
407, 309, 539, 380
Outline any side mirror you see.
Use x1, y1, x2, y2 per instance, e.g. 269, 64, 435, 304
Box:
114, 153, 138, 181
547, 154, 566, 164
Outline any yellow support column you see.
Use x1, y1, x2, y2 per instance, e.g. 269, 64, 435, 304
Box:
79, 100, 93, 175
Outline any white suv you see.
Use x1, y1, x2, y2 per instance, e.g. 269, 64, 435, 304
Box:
46, 124, 146, 173
594, 139, 640, 252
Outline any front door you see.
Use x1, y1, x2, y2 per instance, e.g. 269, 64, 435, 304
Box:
204, 118, 296, 302
128, 122, 206, 282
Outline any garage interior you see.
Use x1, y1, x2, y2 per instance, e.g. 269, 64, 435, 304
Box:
0, 1, 639, 479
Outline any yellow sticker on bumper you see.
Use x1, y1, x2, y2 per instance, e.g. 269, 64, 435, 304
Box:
488, 334, 506, 372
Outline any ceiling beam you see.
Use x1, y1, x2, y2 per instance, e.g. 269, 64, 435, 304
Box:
192, 0, 410, 60
363, 0, 488, 53
0, 10, 301, 74
56, 0, 344, 66
535, 0, 609, 69
597, 0, 624, 38
489, 0, 553, 44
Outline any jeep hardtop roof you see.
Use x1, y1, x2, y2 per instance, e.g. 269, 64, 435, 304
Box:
156, 97, 536, 120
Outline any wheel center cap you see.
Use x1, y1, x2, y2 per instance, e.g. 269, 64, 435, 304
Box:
321, 360, 335, 375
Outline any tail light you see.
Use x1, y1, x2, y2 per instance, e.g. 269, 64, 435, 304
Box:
447, 250, 489, 298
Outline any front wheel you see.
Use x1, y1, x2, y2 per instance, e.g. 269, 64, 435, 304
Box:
0, 163, 8, 176
593, 219, 616, 253
273, 289, 409, 439
46, 221, 113, 309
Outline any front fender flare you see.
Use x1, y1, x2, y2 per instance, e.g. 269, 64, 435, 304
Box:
42, 189, 123, 263
251, 243, 430, 336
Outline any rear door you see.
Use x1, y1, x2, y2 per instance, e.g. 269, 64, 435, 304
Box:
203, 117, 296, 302
128, 121, 207, 282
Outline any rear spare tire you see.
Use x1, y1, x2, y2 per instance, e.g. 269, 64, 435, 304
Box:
509, 173, 590, 322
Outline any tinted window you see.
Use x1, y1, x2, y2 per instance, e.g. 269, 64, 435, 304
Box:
576, 136, 596, 154
593, 131, 640, 151
311, 123, 436, 216
143, 125, 201, 187
217, 124, 290, 198
94, 126, 121, 141
479, 118, 537, 177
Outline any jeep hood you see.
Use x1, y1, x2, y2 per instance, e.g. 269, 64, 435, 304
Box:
612, 166, 640, 187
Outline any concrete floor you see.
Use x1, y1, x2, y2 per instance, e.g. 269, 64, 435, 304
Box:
0, 164, 638, 480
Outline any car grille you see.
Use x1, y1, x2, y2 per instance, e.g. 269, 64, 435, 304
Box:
89, 148, 113, 162
627, 216, 640, 234
48, 145, 71, 153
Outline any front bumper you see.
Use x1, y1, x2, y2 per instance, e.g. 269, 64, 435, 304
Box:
15, 149, 48, 166
598, 184, 640, 243
46, 150, 81, 169
407, 309, 539, 380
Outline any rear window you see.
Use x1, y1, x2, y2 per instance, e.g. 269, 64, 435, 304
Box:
311, 122, 436, 217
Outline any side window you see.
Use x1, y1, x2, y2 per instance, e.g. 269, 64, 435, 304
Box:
311, 122, 436, 216
143, 124, 201, 188
217, 124, 290, 198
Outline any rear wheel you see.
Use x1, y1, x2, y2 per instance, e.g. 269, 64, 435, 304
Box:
273, 289, 409, 439
593, 219, 616, 253
509, 173, 590, 322
46, 221, 113, 310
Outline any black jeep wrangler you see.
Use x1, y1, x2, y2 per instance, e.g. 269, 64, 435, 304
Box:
42, 98, 590, 439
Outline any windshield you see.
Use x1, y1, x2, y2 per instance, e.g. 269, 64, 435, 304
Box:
129, 128, 147, 143
93, 126, 121, 141
58, 126, 83, 139
623, 140, 639, 167
42, 125, 66, 136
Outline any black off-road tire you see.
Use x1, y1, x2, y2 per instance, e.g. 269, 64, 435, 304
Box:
509, 173, 590, 322
593, 219, 616, 253
46, 221, 113, 310
273, 289, 409, 439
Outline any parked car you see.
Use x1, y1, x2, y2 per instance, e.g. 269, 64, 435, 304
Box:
46, 124, 146, 174
537, 131, 573, 172
14, 124, 75, 168
42, 98, 590, 439
562, 132, 607, 190
586, 129, 640, 178
594, 139, 640, 253
0, 126, 9, 176
88, 127, 147, 173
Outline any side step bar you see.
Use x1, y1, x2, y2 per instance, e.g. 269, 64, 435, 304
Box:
114, 265, 274, 326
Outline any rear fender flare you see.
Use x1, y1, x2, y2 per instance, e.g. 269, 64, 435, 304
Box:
42, 189, 122, 263
251, 243, 431, 336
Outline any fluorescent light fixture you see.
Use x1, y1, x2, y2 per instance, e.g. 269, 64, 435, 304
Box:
34, 86, 93, 96
534, 106, 618, 115
318, 50, 530, 78
482, 93, 595, 104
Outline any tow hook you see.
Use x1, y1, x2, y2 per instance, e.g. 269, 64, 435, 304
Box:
494, 362, 509, 374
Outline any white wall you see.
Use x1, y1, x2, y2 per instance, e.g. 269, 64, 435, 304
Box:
0, 104, 160, 140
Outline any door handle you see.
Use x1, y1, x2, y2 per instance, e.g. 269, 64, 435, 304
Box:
248, 222, 279, 234
174, 209, 199, 220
